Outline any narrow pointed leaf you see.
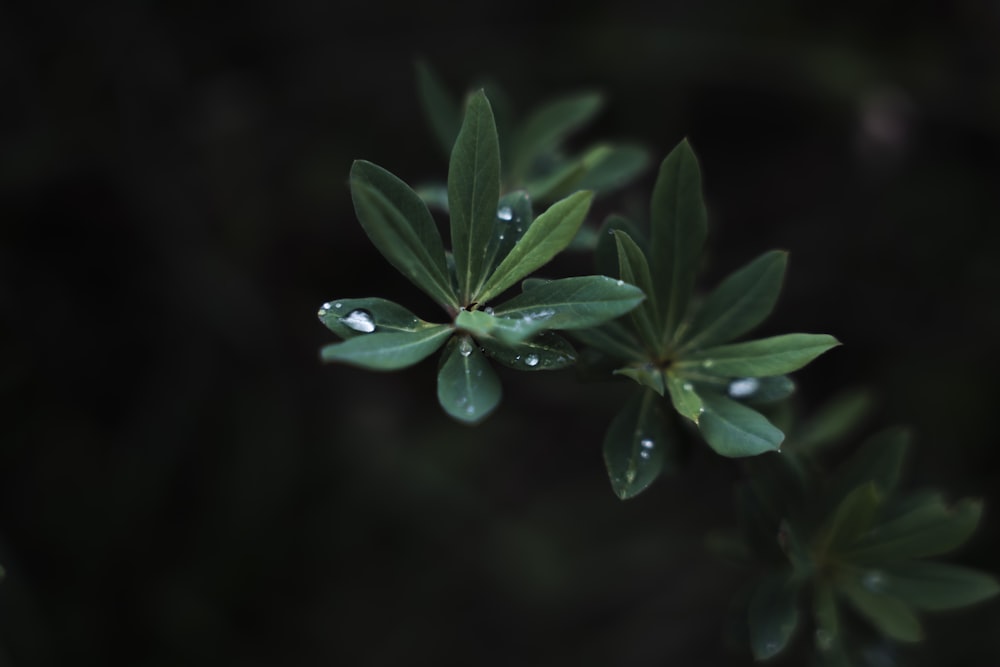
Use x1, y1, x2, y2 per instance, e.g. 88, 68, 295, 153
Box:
320, 326, 452, 371
819, 483, 882, 555
748, 573, 800, 661
679, 334, 840, 377
476, 190, 594, 303
881, 561, 1000, 611
350, 161, 458, 310
415, 60, 461, 156
829, 427, 910, 502
575, 143, 651, 194
566, 320, 646, 363
483, 190, 532, 276
666, 373, 705, 424
681, 250, 788, 350
524, 157, 588, 202
650, 139, 708, 340
796, 389, 875, 453
698, 392, 783, 457
511, 91, 603, 183
839, 581, 923, 643
847, 496, 983, 561
437, 335, 502, 423
449, 90, 501, 301
595, 214, 645, 277
614, 230, 660, 351
318, 297, 428, 339
480, 331, 577, 371
490, 275, 644, 343
603, 389, 671, 499
614, 365, 665, 395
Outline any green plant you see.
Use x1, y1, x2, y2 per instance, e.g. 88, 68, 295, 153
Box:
318, 68, 997, 665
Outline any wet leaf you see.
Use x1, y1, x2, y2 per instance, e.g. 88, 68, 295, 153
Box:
679, 334, 840, 378
603, 389, 671, 499
748, 573, 800, 661
317, 297, 427, 339
480, 331, 577, 371
320, 326, 453, 371
698, 392, 784, 457
614, 230, 660, 351
437, 335, 502, 423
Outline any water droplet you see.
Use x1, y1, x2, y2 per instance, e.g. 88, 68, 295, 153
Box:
498, 233, 505, 240
525, 354, 539, 367
702, 360, 715, 369
728, 377, 760, 398
682, 382, 693, 391
497, 206, 513, 221
465, 405, 475, 415
484, 306, 494, 315
640, 438, 654, 449
616, 279, 624, 286
862, 570, 886, 592
341, 309, 375, 333
317, 308, 327, 317
639, 450, 651, 460
322, 302, 332, 310
334, 302, 343, 309
458, 337, 473, 357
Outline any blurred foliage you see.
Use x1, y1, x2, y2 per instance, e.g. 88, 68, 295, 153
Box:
2, 2, 1000, 666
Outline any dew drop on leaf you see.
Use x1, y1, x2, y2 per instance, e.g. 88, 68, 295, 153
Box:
640, 438, 654, 449
497, 206, 514, 221
728, 377, 760, 398
341, 309, 375, 333
525, 354, 539, 367
458, 337, 474, 357
862, 570, 886, 592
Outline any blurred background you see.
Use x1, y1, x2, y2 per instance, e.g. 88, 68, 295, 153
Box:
2, 1, 999, 665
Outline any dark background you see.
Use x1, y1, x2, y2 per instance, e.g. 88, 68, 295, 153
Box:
2, 2, 999, 665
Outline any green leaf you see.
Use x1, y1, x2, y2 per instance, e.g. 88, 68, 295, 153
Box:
881, 561, 1000, 611
614, 230, 660, 352
476, 190, 594, 303
317, 298, 427, 339
838, 580, 923, 643
449, 90, 502, 302
847, 495, 983, 561
510, 91, 603, 183
819, 483, 882, 555
415, 60, 461, 156
665, 373, 705, 424
437, 335, 502, 423
795, 389, 875, 453
679, 334, 840, 378
575, 144, 651, 195
650, 139, 708, 341
748, 573, 800, 661
480, 331, 577, 371
681, 250, 788, 350
603, 389, 671, 499
829, 427, 910, 502
698, 392, 784, 457
490, 275, 645, 343
566, 321, 646, 363
614, 365, 664, 395
350, 161, 458, 310
482, 190, 532, 276
726, 375, 796, 406
320, 326, 453, 371
813, 582, 840, 653
595, 214, 645, 277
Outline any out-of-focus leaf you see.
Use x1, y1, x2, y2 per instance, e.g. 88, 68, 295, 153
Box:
350, 161, 458, 310
679, 334, 840, 378
437, 335, 502, 423
681, 250, 788, 350
748, 573, 800, 661
828, 427, 910, 502
666, 373, 704, 424
320, 326, 452, 371
415, 60, 461, 155
838, 580, 923, 643
603, 389, 671, 499
490, 275, 644, 342
575, 143, 651, 194
480, 331, 577, 371
819, 483, 882, 555
318, 297, 427, 339
567, 321, 646, 363
476, 191, 594, 303
650, 139, 707, 341
698, 392, 784, 457
847, 496, 983, 561
449, 90, 502, 302
881, 561, 1000, 611
510, 91, 603, 183
794, 389, 875, 452
813, 581, 840, 653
